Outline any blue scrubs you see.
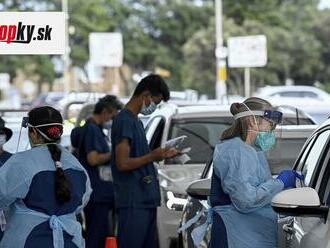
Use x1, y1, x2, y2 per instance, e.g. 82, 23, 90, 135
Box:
210, 137, 283, 248
111, 109, 160, 248
0, 150, 12, 241
78, 122, 114, 248
0, 145, 91, 248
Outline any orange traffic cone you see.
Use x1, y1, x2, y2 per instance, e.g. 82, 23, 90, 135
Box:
105, 236, 117, 248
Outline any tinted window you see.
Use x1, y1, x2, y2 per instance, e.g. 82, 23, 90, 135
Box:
166, 117, 232, 164
282, 117, 314, 125
296, 130, 330, 186
301, 91, 318, 98
277, 92, 301, 97
267, 137, 309, 175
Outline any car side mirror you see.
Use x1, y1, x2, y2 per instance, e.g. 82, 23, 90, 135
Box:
186, 178, 211, 200
272, 187, 329, 221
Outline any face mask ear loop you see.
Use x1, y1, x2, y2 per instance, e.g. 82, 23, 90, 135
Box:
241, 102, 259, 131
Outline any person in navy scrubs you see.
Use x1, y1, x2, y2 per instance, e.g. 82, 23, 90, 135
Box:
0, 106, 91, 248
111, 74, 178, 248
71, 95, 122, 248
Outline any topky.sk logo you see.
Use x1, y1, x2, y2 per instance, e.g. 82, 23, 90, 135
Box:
0, 22, 52, 44
0, 12, 65, 55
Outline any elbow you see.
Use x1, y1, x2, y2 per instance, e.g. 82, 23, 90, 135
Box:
233, 200, 254, 213
116, 161, 129, 172
87, 157, 98, 167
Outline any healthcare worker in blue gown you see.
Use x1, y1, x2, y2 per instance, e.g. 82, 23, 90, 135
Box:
208, 97, 304, 248
0, 117, 13, 167
0, 106, 92, 248
0, 117, 13, 241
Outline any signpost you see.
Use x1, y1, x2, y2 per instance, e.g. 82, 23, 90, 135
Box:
228, 35, 267, 97
89, 32, 123, 67
89, 32, 123, 93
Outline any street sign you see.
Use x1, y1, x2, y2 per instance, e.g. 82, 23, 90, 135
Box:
228, 35, 267, 68
89, 32, 123, 67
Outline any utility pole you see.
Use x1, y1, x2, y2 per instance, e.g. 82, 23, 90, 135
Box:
215, 0, 227, 101
62, 0, 70, 92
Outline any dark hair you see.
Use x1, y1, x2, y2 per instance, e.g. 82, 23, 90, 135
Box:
28, 106, 71, 204
93, 95, 123, 114
133, 74, 170, 101
221, 97, 273, 141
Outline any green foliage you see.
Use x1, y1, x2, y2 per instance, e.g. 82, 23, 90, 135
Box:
0, 0, 329, 97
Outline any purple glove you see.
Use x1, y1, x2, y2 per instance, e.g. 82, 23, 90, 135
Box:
277, 170, 304, 189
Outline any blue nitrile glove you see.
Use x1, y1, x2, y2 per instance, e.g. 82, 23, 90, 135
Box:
277, 170, 305, 189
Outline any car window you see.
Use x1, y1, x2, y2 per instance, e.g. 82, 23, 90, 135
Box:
296, 130, 330, 186
149, 118, 165, 150
282, 117, 314, 125
277, 92, 301, 98
166, 117, 232, 164
145, 116, 163, 144
267, 137, 309, 175
301, 91, 319, 99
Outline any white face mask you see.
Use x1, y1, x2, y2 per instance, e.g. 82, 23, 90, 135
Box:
0, 135, 6, 147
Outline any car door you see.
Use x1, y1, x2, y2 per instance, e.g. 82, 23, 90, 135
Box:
277, 128, 330, 248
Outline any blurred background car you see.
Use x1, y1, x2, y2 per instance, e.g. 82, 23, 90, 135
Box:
254, 85, 330, 123
30, 91, 68, 109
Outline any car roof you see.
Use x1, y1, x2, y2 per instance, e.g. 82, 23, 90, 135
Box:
315, 118, 330, 130
153, 103, 315, 123
256, 85, 329, 95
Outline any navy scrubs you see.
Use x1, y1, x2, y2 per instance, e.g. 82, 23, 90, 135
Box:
111, 109, 160, 248
80, 122, 114, 248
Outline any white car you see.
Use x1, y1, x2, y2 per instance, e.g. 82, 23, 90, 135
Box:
182, 116, 330, 248
255, 85, 330, 101
254, 85, 330, 123
272, 118, 330, 248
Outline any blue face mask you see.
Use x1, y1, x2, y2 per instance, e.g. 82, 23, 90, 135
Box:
103, 120, 113, 129
140, 101, 157, 116
255, 131, 276, 151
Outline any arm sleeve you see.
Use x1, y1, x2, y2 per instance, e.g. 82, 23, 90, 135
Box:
76, 169, 92, 214
113, 118, 134, 145
213, 146, 283, 213
84, 124, 105, 154
0, 155, 30, 209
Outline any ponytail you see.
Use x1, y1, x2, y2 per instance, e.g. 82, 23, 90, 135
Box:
28, 106, 71, 203
48, 144, 71, 203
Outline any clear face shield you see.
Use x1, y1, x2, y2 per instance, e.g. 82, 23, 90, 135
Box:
16, 116, 63, 152
234, 103, 284, 174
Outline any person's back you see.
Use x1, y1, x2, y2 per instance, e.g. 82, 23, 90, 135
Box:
0, 147, 89, 247
0, 106, 91, 248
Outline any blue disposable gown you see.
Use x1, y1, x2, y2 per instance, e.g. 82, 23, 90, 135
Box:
0, 146, 92, 248
212, 137, 283, 248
